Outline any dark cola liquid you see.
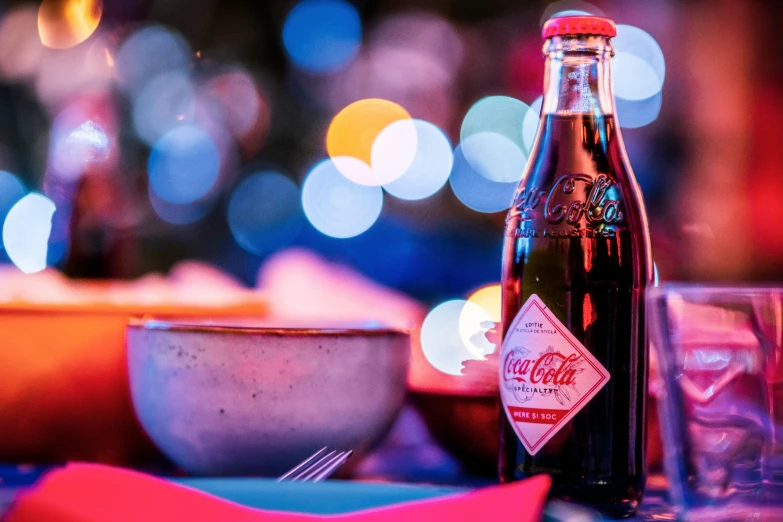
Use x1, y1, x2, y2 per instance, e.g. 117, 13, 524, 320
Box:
500, 114, 650, 518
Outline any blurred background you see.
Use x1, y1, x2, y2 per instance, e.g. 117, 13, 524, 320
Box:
0, 0, 774, 304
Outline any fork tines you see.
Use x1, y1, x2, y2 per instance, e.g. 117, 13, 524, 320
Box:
277, 447, 353, 483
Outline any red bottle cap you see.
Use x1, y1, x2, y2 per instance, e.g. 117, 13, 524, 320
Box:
542, 16, 617, 38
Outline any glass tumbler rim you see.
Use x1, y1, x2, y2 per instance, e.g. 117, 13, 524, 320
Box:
649, 283, 783, 299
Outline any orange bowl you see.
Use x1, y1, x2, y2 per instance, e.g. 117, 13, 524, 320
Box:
0, 300, 266, 466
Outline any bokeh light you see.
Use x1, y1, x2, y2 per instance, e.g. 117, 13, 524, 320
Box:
50, 108, 110, 181
421, 299, 484, 376
148, 187, 211, 226
302, 158, 383, 238
460, 96, 529, 166
613, 25, 665, 101
34, 34, 112, 105
450, 140, 519, 213
203, 69, 269, 155
132, 69, 196, 145
382, 120, 452, 201
522, 96, 543, 153
370, 11, 463, 77
553, 9, 591, 16
370, 119, 418, 186
466, 284, 502, 323
460, 132, 526, 184
457, 299, 495, 358
364, 12, 464, 128
326, 98, 411, 184
115, 25, 191, 96
0, 172, 27, 248
148, 125, 220, 204
458, 284, 502, 356
613, 53, 661, 102
361, 46, 451, 124
3, 193, 56, 274
228, 172, 303, 255
0, 7, 45, 81
540, 1, 604, 25
329, 156, 377, 187
282, 0, 361, 75
616, 91, 663, 129
38, 0, 102, 50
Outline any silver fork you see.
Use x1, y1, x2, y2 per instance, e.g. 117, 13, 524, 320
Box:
277, 447, 353, 483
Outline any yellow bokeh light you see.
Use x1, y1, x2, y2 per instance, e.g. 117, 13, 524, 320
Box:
38, 0, 102, 50
326, 98, 410, 167
467, 284, 502, 323
455, 284, 502, 359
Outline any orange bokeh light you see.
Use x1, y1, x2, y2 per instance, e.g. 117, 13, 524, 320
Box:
467, 284, 502, 323
38, 0, 102, 50
326, 98, 410, 167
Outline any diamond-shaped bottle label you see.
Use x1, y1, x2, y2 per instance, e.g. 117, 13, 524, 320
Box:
500, 294, 610, 455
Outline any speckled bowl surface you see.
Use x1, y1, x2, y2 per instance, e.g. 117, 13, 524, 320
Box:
126, 320, 410, 476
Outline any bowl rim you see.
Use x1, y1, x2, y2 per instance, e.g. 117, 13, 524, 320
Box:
128, 318, 411, 337
409, 386, 499, 398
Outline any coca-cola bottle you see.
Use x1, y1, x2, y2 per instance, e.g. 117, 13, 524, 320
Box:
499, 16, 652, 518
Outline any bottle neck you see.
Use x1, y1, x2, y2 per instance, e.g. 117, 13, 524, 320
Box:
541, 35, 615, 116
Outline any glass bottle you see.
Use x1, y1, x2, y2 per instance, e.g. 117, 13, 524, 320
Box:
499, 16, 652, 518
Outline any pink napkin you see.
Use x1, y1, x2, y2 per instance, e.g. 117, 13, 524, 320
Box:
5, 464, 550, 522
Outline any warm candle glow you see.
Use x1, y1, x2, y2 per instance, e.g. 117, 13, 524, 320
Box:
38, 0, 102, 50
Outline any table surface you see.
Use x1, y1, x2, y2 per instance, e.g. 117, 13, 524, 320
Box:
352, 406, 675, 521
0, 405, 675, 521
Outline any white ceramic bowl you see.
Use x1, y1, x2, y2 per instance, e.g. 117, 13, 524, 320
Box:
126, 320, 410, 476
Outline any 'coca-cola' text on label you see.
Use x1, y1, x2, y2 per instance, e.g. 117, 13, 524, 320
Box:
500, 294, 611, 455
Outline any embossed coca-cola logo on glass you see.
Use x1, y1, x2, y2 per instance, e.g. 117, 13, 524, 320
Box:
512, 173, 624, 226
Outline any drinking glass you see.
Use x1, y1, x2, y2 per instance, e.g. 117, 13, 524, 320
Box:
648, 285, 783, 521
